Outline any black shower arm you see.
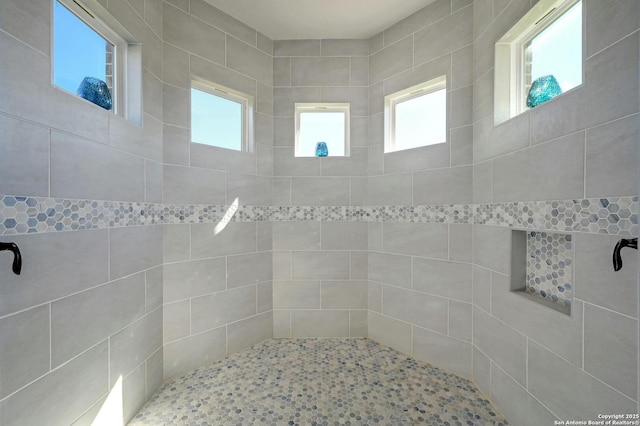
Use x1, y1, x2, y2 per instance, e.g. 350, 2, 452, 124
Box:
0, 242, 21, 275
613, 238, 637, 272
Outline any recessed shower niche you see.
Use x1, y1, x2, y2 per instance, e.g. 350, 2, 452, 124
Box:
511, 229, 574, 315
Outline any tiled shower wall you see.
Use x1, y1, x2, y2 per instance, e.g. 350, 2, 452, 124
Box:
471, 0, 639, 424
160, 0, 274, 380
271, 39, 370, 338
0, 0, 638, 425
365, 0, 476, 379
0, 0, 164, 424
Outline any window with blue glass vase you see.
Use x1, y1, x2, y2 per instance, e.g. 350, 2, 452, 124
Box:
494, 0, 582, 124
294, 103, 350, 157
52, 0, 142, 123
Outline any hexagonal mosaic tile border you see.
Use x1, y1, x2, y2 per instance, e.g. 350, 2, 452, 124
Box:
0, 194, 636, 237
526, 231, 573, 308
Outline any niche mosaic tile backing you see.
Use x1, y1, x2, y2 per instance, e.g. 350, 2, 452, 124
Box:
526, 231, 573, 308
130, 338, 508, 426
0, 195, 636, 236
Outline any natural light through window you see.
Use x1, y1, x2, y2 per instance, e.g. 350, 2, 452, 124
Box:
53, 1, 114, 97
524, 1, 582, 100
494, 0, 583, 123
295, 103, 350, 157
52, 0, 142, 123
385, 76, 447, 153
191, 81, 253, 152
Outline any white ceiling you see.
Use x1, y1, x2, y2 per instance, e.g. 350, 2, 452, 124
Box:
203, 0, 437, 40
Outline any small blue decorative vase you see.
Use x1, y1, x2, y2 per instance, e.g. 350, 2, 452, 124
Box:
315, 141, 328, 157
77, 77, 112, 110
526, 75, 562, 108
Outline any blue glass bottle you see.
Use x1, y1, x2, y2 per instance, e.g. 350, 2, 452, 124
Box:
315, 142, 328, 157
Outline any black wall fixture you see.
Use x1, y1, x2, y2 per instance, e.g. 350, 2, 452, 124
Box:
0, 242, 21, 275
613, 238, 637, 272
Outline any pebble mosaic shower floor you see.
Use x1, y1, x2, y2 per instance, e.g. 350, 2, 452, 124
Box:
130, 339, 508, 426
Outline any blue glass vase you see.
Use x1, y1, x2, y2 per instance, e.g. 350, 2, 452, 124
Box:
77, 77, 113, 110
315, 141, 328, 157
526, 75, 562, 108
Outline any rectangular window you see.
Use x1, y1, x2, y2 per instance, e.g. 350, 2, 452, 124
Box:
52, 0, 141, 123
191, 81, 254, 152
495, 0, 582, 124
295, 103, 350, 157
384, 76, 447, 153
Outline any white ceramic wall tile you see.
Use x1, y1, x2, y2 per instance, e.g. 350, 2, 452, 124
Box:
291, 177, 351, 206
321, 39, 369, 56
585, 115, 639, 198
227, 251, 272, 289
383, 285, 448, 333
273, 280, 321, 309
161, 309, 192, 346
227, 36, 273, 85
190, 286, 257, 333
492, 132, 585, 203
321, 280, 368, 309
369, 36, 413, 84
383, 222, 448, 259
0, 114, 49, 197
291, 310, 349, 337
383, 0, 451, 46
190, 144, 256, 176
367, 312, 412, 355
413, 258, 472, 302
273, 310, 291, 338
123, 363, 147, 423
190, 0, 256, 47
190, 54, 257, 99
272, 221, 321, 250
257, 281, 273, 313
413, 166, 473, 205
0, 230, 109, 318
0, 305, 50, 399
491, 272, 584, 366
290, 57, 350, 86
51, 131, 145, 202
190, 222, 257, 259
574, 233, 638, 318
473, 307, 526, 386
490, 361, 558, 426
349, 310, 368, 337
414, 5, 473, 66
110, 308, 163, 385
0, 342, 108, 426
528, 340, 637, 420
162, 165, 226, 205
227, 312, 273, 354
51, 273, 146, 368
472, 347, 491, 396
163, 327, 226, 380
583, 304, 638, 399
274, 40, 321, 57
162, 3, 225, 65
110, 225, 163, 280
368, 251, 412, 288
413, 326, 472, 378
321, 221, 368, 250
291, 251, 350, 280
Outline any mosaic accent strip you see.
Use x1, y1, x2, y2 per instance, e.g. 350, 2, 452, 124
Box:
474, 198, 638, 236
526, 231, 573, 308
0, 195, 637, 237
